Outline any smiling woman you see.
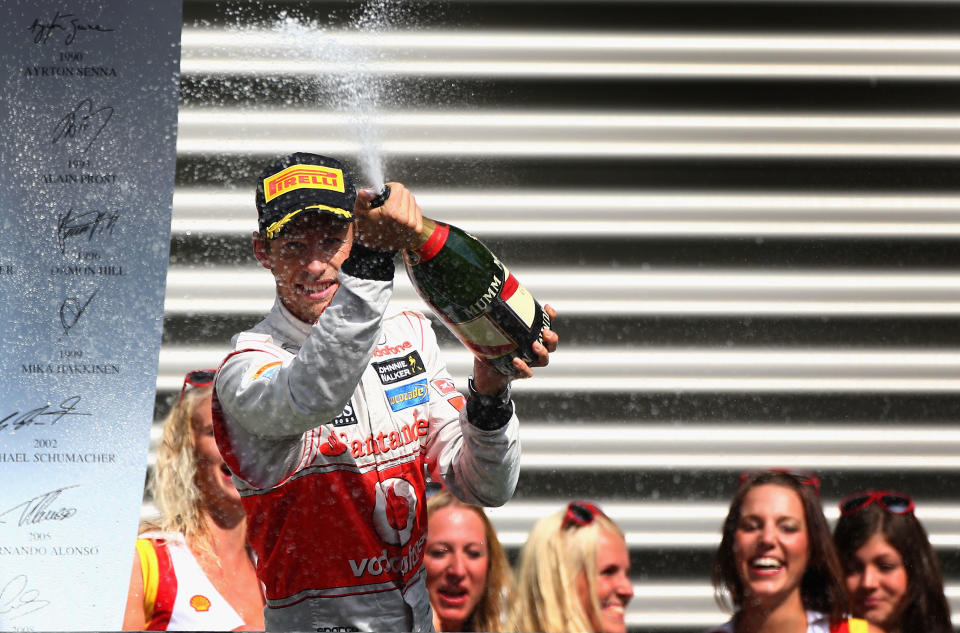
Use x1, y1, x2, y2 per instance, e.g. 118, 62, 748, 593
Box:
833, 490, 952, 633
121, 370, 264, 631
506, 501, 633, 633
709, 470, 872, 633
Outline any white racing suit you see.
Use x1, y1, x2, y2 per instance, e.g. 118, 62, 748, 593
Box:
212, 250, 520, 632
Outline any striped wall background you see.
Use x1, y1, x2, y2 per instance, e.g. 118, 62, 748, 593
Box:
151, 1, 960, 630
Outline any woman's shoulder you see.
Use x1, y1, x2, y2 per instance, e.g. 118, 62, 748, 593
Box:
818, 615, 872, 633
138, 529, 186, 546
702, 612, 865, 633
805, 610, 831, 632
807, 610, 868, 633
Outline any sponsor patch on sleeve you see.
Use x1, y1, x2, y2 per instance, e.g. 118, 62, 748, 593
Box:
445, 395, 466, 412
430, 378, 458, 396
385, 379, 429, 412
250, 361, 281, 380
332, 402, 359, 427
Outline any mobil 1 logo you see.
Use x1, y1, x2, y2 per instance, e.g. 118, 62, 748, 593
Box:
373, 351, 426, 385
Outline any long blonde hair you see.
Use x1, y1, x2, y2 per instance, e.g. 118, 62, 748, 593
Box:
507, 504, 624, 633
427, 489, 513, 632
148, 386, 214, 557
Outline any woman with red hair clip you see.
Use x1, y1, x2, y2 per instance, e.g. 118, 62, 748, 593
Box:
122, 369, 264, 631
507, 500, 634, 633
834, 490, 952, 633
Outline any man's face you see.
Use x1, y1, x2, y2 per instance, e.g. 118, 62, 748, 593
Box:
254, 212, 353, 323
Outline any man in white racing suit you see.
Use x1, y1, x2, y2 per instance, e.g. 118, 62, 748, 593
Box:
212, 153, 557, 632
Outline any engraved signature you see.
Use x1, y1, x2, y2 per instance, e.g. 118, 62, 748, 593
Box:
59, 288, 97, 335
52, 99, 114, 153
56, 208, 120, 254
27, 10, 114, 46
0, 486, 79, 527
0, 396, 90, 433
0, 575, 50, 620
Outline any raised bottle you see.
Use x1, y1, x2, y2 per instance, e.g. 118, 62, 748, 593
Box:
402, 217, 551, 376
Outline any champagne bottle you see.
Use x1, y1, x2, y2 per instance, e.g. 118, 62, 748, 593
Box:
402, 217, 551, 376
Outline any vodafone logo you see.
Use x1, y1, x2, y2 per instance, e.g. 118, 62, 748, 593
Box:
373, 341, 412, 358
372, 478, 417, 547
348, 477, 425, 579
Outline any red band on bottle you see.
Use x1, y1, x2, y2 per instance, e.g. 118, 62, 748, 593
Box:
417, 222, 449, 262
501, 273, 519, 300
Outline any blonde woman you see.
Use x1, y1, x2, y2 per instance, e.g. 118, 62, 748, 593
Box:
507, 501, 633, 633
122, 370, 264, 631
425, 489, 513, 632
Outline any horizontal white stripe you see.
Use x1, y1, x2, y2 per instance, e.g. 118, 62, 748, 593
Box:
172, 187, 960, 238
161, 266, 960, 317
179, 28, 960, 79
173, 108, 960, 158
178, 109, 960, 130
182, 29, 960, 54
156, 344, 960, 393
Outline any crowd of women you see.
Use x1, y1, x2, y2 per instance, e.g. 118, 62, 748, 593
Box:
125, 369, 953, 633
708, 470, 951, 633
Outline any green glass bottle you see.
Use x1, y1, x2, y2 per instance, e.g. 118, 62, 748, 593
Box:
402, 218, 551, 375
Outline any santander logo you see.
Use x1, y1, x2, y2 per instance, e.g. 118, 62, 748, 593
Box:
319, 431, 348, 456
373, 340, 412, 358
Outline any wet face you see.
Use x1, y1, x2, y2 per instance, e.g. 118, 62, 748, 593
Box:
733, 484, 810, 608
191, 392, 241, 510
845, 532, 909, 631
254, 212, 353, 324
577, 529, 634, 633
424, 506, 489, 632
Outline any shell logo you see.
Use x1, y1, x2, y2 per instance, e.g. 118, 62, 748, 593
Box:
189, 594, 212, 612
